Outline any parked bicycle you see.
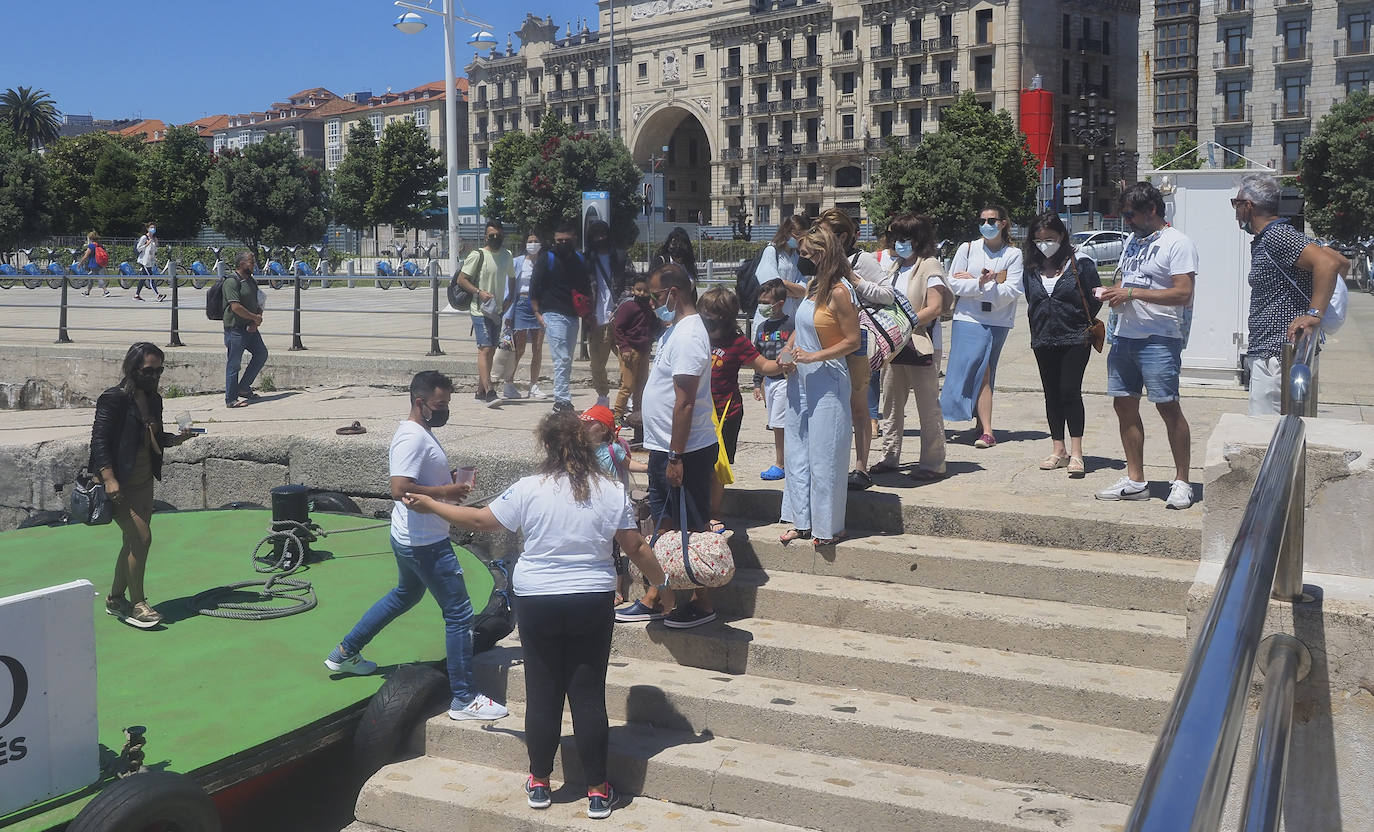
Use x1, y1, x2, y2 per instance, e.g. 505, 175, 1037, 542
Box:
188, 246, 228, 289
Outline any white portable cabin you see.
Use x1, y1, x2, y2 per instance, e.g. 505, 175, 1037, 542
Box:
1149, 166, 1276, 387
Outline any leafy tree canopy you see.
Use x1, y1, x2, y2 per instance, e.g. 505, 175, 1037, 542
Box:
43, 132, 146, 235
206, 133, 326, 255
86, 142, 146, 238
368, 119, 444, 234
1299, 90, 1374, 241
139, 125, 212, 239
0, 86, 60, 150
1150, 133, 1203, 170
331, 121, 379, 233
0, 125, 51, 252
863, 91, 1037, 242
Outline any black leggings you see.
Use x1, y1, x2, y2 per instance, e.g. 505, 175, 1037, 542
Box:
1033, 344, 1091, 441
515, 591, 616, 785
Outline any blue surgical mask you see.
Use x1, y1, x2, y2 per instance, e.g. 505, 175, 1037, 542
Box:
148, 227, 157, 236
786, 238, 799, 251
979, 222, 1000, 240
894, 241, 913, 259
654, 303, 675, 323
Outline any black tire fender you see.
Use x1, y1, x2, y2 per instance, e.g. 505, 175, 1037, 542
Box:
17, 509, 68, 529
309, 491, 362, 515
351, 663, 447, 783
68, 770, 220, 832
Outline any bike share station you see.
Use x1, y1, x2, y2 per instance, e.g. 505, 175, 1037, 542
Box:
0, 485, 508, 831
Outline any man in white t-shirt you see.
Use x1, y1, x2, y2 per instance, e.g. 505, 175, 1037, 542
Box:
1096, 182, 1198, 510
616, 263, 720, 629
324, 371, 508, 722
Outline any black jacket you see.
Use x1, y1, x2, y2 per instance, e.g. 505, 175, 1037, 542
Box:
1023, 256, 1104, 349
530, 248, 592, 318
89, 386, 175, 483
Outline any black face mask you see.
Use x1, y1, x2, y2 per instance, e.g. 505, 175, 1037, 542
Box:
796, 256, 817, 277
420, 401, 450, 429
554, 240, 574, 255
487, 234, 503, 247
590, 238, 609, 251
135, 376, 159, 393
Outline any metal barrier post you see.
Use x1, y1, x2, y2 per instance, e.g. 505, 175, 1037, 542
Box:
56, 276, 73, 343
428, 272, 445, 356
1273, 436, 1306, 601
1238, 635, 1309, 832
290, 273, 306, 350
167, 261, 185, 347
1280, 342, 1294, 415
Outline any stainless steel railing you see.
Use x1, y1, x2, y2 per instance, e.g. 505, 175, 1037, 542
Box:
1126, 329, 1317, 832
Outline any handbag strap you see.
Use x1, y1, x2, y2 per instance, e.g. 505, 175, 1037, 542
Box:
1066, 256, 1096, 322
649, 480, 705, 587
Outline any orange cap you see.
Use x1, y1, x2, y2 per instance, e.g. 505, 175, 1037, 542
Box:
579, 404, 616, 432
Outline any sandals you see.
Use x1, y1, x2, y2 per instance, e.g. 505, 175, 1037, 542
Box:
846, 469, 873, 491
708, 519, 728, 534
238, 389, 262, 401
813, 531, 848, 547
868, 459, 900, 475
1039, 454, 1069, 470
779, 528, 812, 545
336, 421, 367, 436
227, 399, 250, 409
1067, 456, 1086, 477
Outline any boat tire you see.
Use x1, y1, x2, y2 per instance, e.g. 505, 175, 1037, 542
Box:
351, 663, 448, 783
17, 509, 68, 529
68, 770, 221, 832
310, 491, 361, 515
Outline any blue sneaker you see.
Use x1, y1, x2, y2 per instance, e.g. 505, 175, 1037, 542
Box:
614, 599, 666, 623
760, 465, 785, 481
525, 775, 552, 809
587, 784, 618, 819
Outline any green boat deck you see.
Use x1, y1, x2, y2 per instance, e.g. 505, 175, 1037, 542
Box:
0, 509, 494, 831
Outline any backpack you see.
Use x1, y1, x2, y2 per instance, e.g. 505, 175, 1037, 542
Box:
735, 247, 768, 316
93, 244, 109, 268
205, 278, 226, 320
448, 249, 482, 310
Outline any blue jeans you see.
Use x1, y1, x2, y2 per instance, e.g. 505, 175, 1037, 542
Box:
224, 327, 269, 406
867, 369, 881, 420
340, 537, 476, 706
1107, 335, 1183, 403
543, 310, 579, 404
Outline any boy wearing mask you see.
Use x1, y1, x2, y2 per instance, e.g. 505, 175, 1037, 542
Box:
612, 273, 654, 440
751, 279, 793, 480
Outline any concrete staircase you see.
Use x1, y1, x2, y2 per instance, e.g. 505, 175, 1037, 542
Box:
350, 512, 1200, 832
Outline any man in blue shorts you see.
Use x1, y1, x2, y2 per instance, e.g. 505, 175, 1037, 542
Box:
1096, 182, 1198, 510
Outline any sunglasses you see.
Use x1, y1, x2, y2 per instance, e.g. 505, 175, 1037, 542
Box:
979, 219, 1000, 227
649, 289, 671, 301
1229, 198, 1251, 208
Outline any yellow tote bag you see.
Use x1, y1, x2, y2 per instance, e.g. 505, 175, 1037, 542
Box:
711, 403, 735, 486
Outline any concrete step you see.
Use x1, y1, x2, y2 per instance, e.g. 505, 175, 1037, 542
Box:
703, 568, 1187, 671
722, 484, 1203, 558
727, 521, 1198, 613
420, 704, 1132, 832
473, 648, 1156, 803
608, 616, 1177, 733
355, 757, 813, 832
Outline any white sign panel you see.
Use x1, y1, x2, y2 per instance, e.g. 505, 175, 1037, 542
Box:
0, 580, 99, 816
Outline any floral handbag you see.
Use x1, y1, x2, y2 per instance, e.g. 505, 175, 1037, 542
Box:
651, 488, 735, 589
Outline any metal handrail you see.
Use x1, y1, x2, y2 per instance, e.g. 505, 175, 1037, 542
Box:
1282, 329, 1318, 416
1126, 371, 1313, 829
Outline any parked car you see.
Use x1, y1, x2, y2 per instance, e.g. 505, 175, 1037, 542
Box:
1071, 230, 1128, 266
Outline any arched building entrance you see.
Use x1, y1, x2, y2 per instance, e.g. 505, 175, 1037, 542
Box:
632, 106, 713, 226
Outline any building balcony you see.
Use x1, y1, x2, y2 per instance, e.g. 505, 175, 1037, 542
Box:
892, 84, 924, 102
783, 95, 823, 112
1213, 49, 1253, 71
824, 138, 865, 152
831, 48, 861, 67
1273, 99, 1312, 121
748, 61, 771, 75
924, 80, 960, 98
1214, 0, 1252, 17
748, 101, 776, 115
750, 145, 778, 159
792, 140, 822, 156
896, 41, 926, 57
1333, 38, 1372, 60
795, 54, 822, 70
721, 65, 743, 79
1278, 0, 1312, 8
869, 88, 896, 103
868, 134, 921, 150
722, 147, 744, 161
1077, 37, 1104, 53
546, 89, 570, 102
870, 44, 897, 60
773, 57, 797, 72
1213, 104, 1252, 125
721, 103, 744, 118
472, 131, 489, 143
925, 35, 958, 53
493, 96, 520, 109
522, 93, 544, 106
471, 99, 490, 111
1273, 43, 1311, 65
790, 179, 825, 193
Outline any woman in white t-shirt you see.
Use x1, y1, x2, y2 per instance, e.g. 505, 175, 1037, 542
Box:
505, 233, 547, 398
939, 204, 1025, 449
405, 411, 668, 820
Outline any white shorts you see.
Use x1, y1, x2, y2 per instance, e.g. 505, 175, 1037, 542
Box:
1247, 355, 1284, 416
763, 376, 788, 430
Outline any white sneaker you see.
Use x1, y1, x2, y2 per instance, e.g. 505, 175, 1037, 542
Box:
1166, 479, 1195, 510
528, 383, 546, 399
324, 652, 377, 675
1094, 477, 1150, 501
450, 693, 509, 721
502, 381, 522, 400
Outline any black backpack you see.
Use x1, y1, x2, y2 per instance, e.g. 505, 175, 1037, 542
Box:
735, 246, 768, 316
205, 278, 227, 320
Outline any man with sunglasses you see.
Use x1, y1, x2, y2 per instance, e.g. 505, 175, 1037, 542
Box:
1096, 182, 1198, 509
223, 251, 269, 409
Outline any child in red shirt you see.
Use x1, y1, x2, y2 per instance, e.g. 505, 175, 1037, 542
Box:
698, 286, 783, 532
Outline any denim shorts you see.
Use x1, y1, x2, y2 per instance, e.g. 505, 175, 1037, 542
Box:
1107, 335, 1183, 403
471, 314, 497, 348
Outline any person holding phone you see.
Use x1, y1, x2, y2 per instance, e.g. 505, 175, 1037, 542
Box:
939, 205, 1024, 448
134, 221, 166, 302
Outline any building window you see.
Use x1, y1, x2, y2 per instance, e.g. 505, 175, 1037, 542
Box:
1222, 79, 1245, 121
806, 75, 819, 96
1062, 58, 1071, 93
1283, 18, 1307, 61
694, 53, 705, 71
728, 85, 742, 105
906, 63, 922, 87
758, 164, 769, 184
1350, 11, 1372, 54
879, 23, 892, 47
1156, 22, 1196, 72
842, 72, 855, 94
841, 29, 853, 51
729, 166, 740, 186
326, 146, 343, 170
976, 9, 992, 44
835, 165, 862, 188
1155, 76, 1197, 125
1220, 134, 1246, 163
780, 79, 793, 100
757, 42, 768, 64
908, 107, 921, 127
1282, 75, 1307, 117
755, 82, 768, 103
975, 55, 993, 91
369, 113, 383, 135
326, 119, 341, 145
806, 35, 818, 55
1102, 21, 1110, 54
1224, 26, 1246, 65
1062, 14, 1071, 49
807, 162, 817, 181
530, 74, 540, 93
781, 39, 792, 61
413, 107, 428, 127
1347, 69, 1371, 96
637, 62, 647, 78
755, 121, 769, 145
879, 110, 893, 137
842, 113, 854, 140
1281, 131, 1304, 173
880, 68, 892, 90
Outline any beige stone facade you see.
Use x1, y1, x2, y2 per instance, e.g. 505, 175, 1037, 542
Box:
469, 1, 1140, 227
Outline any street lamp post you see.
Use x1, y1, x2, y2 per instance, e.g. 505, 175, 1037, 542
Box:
1068, 92, 1116, 230
1103, 138, 1141, 202
393, 1, 497, 274
731, 189, 752, 241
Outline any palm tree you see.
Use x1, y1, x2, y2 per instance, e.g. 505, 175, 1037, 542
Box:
0, 86, 61, 150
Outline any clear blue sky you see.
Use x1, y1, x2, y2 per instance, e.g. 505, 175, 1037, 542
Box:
0, 0, 591, 124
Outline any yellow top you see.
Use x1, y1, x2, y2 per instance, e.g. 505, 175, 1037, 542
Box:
812, 297, 845, 349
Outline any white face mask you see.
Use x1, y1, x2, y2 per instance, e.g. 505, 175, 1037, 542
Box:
525, 242, 540, 256
1035, 240, 1061, 258
893, 241, 913, 259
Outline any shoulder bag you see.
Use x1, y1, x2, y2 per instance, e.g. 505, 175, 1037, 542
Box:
71, 467, 112, 525
448, 249, 481, 310
1068, 258, 1106, 353
710, 404, 735, 486
651, 487, 736, 589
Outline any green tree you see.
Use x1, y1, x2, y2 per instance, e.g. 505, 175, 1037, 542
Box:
0, 87, 61, 150
206, 133, 326, 255
1299, 90, 1374, 241
486, 111, 573, 229
331, 121, 379, 234
0, 125, 51, 252
368, 119, 444, 235
139, 125, 212, 239
1150, 132, 1203, 170
44, 132, 146, 235
864, 92, 1038, 242
85, 142, 146, 238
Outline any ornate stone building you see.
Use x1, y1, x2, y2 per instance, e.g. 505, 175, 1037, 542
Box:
469, 1, 1140, 227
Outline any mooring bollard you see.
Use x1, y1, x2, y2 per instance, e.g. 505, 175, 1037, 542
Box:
428, 272, 445, 356
167, 261, 185, 347
57, 276, 73, 344
291, 272, 306, 350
